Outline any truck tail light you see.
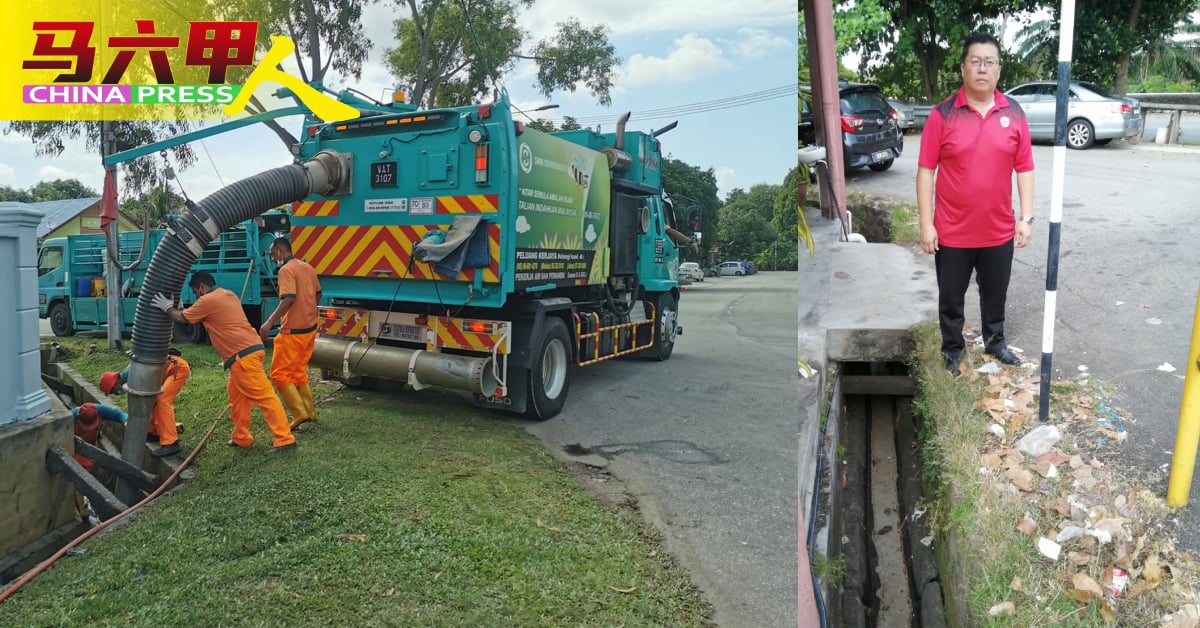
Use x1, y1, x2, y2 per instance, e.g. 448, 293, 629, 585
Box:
514, 121, 525, 136
477, 104, 493, 119
475, 144, 489, 184
841, 115, 864, 132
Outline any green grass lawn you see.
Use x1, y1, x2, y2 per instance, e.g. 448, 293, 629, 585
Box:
4, 338, 711, 626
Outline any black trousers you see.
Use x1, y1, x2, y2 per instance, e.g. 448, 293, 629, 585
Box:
934, 239, 1014, 355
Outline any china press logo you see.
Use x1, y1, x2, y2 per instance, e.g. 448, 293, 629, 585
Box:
17, 18, 358, 122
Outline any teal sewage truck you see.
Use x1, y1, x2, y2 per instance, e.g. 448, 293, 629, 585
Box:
115, 88, 688, 425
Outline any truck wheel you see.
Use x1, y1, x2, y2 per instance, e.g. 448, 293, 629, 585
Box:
525, 317, 571, 420
49, 302, 75, 337
173, 321, 208, 345
641, 292, 678, 361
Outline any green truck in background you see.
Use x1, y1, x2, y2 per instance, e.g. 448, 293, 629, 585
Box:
37, 209, 293, 343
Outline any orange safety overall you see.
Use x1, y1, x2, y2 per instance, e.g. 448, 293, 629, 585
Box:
227, 350, 295, 448
270, 330, 316, 385
184, 288, 295, 448
151, 355, 190, 446
269, 257, 321, 387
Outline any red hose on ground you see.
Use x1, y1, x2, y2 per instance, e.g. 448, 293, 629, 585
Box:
0, 407, 228, 604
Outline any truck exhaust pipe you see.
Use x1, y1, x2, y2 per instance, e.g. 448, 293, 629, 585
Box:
313, 336, 501, 397
614, 112, 630, 150
601, 111, 634, 172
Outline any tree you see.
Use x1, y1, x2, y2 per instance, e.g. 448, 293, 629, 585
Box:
660, 158, 721, 259
715, 183, 780, 262
836, 0, 1043, 102
30, 179, 100, 201
0, 179, 99, 202
1015, 0, 1197, 94
386, 1, 618, 109
525, 115, 582, 132
121, 187, 188, 228
0, 185, 34, 203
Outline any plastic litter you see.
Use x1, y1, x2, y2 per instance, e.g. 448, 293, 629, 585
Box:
977, 362, 1003, 375
1158, 362, 1177, 373
1056, 526, 1086, 543
1103, 567, 1129, 599
1016, 425, 1062, 456
1038, 537, 1062, 560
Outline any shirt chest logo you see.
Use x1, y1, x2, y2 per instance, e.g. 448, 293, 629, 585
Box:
1000, 116, 1011, 128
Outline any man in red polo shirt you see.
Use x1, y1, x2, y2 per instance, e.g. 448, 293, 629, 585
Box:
917, 30, 1035, 374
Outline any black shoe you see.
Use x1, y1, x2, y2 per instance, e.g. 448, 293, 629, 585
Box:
264, 443, 297, 456
987, 347, 1021, 366
943, 351, 961, 375
150, 442, 182, 458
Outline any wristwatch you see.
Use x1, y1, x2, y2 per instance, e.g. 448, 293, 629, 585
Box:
1019, 215, 1034, 225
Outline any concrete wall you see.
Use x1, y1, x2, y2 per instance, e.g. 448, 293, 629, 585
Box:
0, 392, 78, 559
0, 204, 52, 424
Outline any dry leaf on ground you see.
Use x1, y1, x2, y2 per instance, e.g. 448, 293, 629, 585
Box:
1017, 515, 1039, 538
536, 518, 562, 533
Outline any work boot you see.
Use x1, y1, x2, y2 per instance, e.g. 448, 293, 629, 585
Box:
151, 441, 182, 458
277, 383, 313, 430
264, 442, 298, 456
297, 382, 317, 424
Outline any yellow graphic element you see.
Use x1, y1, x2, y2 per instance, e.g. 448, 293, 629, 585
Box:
536, 232, 583, 250
318, 308, 369, 341
429, 318, 511, 355
438, 194, 498, 213
292, 200, 339, 217
224, 36, 358, 122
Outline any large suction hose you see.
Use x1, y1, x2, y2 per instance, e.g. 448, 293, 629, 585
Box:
115, 152, 346, 502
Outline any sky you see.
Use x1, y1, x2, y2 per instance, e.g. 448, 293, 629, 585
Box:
0, 0, 799, 204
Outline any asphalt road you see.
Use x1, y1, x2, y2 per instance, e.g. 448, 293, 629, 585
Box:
845, 133, 1200, 548
525, 271, 799, 628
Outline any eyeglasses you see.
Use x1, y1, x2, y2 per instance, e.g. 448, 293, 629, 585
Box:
965, 58, 1000, 70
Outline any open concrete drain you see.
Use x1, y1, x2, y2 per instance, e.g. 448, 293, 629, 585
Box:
814, 362, 946, 628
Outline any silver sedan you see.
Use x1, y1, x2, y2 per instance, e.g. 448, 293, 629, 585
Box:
1004, 80, 1141, 149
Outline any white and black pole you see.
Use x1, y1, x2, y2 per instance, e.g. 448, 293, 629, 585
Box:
1039, 0, 1076, 421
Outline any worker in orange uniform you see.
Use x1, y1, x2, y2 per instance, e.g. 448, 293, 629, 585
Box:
152, 271, 296, 455
99, 347, 191, 458
258, 237, 322, 431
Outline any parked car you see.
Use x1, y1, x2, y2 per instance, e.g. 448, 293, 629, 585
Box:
718, 261, 745, 276
704, 265, 719, 278
799, 96, 815, 146
1003, 80, 1141, 150
679, 261, 704, 282
888, 99, 915, 132
800, 82, 904, 172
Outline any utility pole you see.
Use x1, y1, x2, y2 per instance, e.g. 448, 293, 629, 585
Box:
102, 121, 123, 350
